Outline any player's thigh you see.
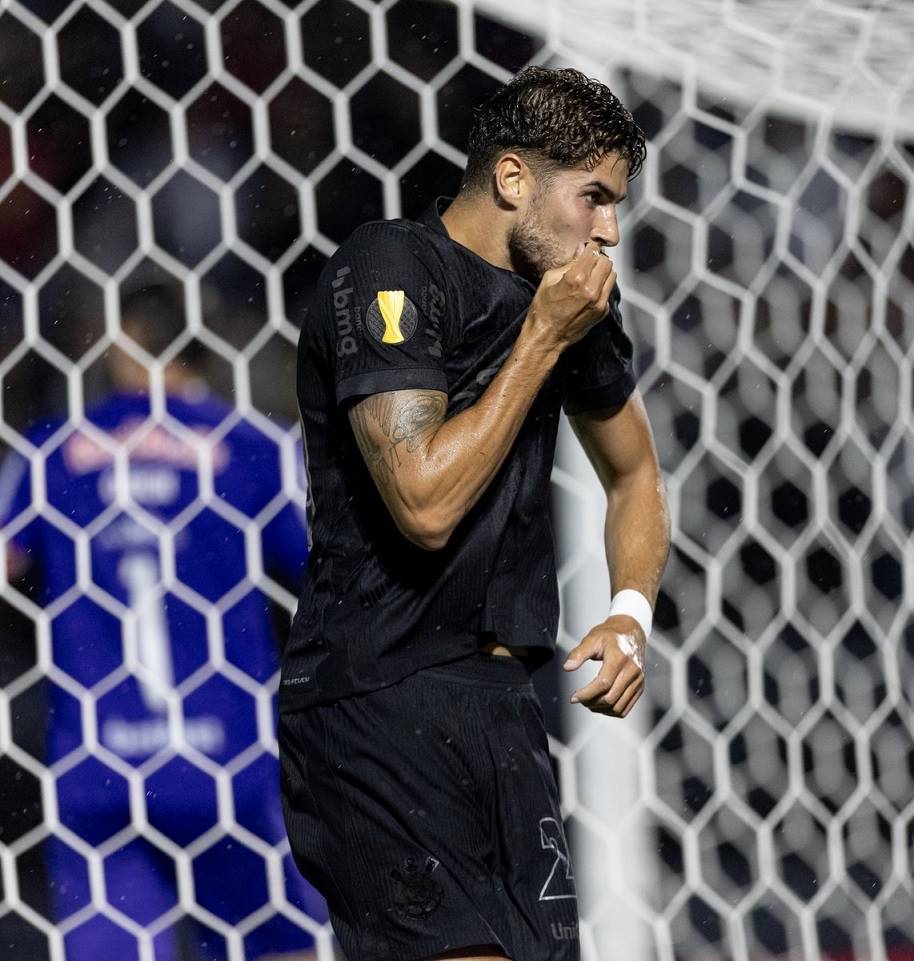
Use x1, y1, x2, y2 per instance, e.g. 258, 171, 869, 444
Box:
280, 692, 507, 960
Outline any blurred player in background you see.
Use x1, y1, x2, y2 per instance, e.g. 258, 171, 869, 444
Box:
281, 67, 670, 961
0, 286, 323, 961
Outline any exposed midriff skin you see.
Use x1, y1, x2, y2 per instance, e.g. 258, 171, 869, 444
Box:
479, 641, 529, 658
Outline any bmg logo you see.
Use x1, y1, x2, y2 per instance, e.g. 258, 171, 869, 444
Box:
332, 266, 358, 357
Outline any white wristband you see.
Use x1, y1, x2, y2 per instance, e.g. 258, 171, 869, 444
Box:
609, 589, 653, 640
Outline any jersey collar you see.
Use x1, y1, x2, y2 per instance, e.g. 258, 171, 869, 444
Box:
417, 195, 455, 236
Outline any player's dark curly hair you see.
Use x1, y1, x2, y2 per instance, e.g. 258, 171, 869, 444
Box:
463, 66, 646, 190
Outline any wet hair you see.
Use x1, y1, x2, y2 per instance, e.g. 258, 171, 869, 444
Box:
463, 66, 646, 190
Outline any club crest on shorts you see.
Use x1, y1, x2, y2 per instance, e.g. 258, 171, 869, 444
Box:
390, 856, 444, 920
367, 290, 418, 345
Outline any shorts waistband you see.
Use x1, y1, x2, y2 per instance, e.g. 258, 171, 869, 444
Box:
420, 651, 534, 689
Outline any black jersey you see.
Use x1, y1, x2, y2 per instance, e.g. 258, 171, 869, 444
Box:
280, 198, 635, 711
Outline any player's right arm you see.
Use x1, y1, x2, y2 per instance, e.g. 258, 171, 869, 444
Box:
348, 242, 616, 551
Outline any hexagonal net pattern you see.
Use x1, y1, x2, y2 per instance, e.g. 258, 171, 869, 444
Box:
0, 0, 911, 960
536, 3, 914, 960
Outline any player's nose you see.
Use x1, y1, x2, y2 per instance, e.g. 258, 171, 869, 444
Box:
592, 206, 620, 248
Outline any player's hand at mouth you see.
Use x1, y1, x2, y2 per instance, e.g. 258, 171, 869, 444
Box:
525, 239, 617, 349
562, 615, 646, 717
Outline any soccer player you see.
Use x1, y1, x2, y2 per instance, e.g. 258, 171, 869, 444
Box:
0, 286, 323, 961
280, 67, 671, 961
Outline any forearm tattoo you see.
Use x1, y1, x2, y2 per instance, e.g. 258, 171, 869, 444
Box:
350, 392, 445, 490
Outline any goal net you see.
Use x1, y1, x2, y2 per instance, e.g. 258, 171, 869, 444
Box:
0, 0, 911, 959
535, 2, 914, 960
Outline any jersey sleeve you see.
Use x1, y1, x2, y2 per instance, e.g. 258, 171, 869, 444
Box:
319, 222, 449, 406
559, 285, 637, 415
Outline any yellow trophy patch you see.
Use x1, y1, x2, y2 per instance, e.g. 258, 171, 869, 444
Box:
377, 290, 407, 344
366, 290, 419, 346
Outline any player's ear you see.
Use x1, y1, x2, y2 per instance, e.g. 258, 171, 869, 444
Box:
493, 152, 528, 209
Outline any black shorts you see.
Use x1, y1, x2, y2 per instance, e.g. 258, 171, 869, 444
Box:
279, 653, 580, 961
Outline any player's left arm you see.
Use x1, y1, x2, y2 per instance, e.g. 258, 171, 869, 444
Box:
563, 387, 671, 717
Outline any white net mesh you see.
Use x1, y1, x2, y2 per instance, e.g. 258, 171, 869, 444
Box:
538, 3, 914, 959
0, 0, 912, 959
